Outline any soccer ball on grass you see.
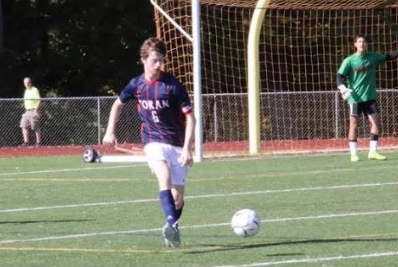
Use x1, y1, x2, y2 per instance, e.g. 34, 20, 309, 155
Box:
231, 209, 260, 237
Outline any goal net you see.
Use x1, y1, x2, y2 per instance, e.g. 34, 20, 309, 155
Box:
153, 0, 398, 156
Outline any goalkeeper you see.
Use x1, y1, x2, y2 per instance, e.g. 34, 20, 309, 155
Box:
337, 35, 398, 162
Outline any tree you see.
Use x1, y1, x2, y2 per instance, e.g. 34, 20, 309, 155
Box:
0, 0, 3, 91
0, 0, 3, 58
2, 0, 155, 97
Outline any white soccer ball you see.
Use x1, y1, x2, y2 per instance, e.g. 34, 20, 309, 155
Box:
231, 209, 261, 237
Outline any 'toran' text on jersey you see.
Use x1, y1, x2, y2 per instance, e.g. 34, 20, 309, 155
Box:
119, 72, 192, 147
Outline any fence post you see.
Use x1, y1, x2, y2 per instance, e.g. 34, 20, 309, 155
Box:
97, 97, 101, 145
335, 92, 339, 138
214, 94, 218, 142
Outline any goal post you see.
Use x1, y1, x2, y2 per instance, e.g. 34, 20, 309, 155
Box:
150, 0, 203, 162
153, 0, 398, 157
248, 0, 272, 154
191, 0, 203, 162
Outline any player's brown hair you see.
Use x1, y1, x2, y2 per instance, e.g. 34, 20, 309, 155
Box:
140, 37, 167, 60
353, 35, 369, 43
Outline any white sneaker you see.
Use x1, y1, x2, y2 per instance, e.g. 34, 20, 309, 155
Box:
162, 223, 180, 247
351, 154, 359, 162
368, 151, 387, 161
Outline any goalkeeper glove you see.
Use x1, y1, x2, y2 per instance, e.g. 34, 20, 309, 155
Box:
338, 85, 353, 100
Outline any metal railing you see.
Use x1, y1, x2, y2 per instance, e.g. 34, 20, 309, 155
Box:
1, 90, 397, 148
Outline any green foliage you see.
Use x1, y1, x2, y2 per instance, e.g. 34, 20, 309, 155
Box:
2, 0, 155, 97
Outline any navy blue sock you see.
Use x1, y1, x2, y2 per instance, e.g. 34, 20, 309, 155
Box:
159, 190, 178, 226
175, 202, 184, 222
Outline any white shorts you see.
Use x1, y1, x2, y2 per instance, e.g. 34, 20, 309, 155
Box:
144, 142, 188, 186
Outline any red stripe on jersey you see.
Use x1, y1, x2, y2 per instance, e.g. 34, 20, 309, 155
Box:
182, 106, 193, 114
145, 83, 154, 144
154, 82, 165, 142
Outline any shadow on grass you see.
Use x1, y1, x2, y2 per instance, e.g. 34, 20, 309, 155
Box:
185, 237, 398, 254
0, 219, 94, 225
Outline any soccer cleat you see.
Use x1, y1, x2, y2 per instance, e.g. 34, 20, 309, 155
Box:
350, 154, 359, 162
368, 151, 387, 161
163, 238, 172, 247
162, 223, 180, 248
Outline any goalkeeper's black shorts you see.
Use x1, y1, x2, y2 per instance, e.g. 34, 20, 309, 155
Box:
349, 100, 378, 116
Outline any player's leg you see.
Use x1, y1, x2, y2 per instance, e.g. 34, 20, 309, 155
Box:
152, 160, 181, 247
144, 143, 180, 247
20, 112, 30, 146
31, 113, 41, 146
162, 185, 184, 247
173, 187, 185, 221
162, 146, 189, 247
154, 161, 180, 226
170, 145, 188, 223
35, 132, 41, 146
21, 128, 29, 146
348, 103, 359, 161
366, 102, 386, 160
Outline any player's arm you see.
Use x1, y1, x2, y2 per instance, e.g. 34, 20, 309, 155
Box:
181, 111, 196, 167
336, 73, 352, 100
103, 98, 125, 146
172, 76, 196, 166
103, 79, 136, 145
34, 99, 41, 114
34, 88, 41, 114
385, 50, 398, 61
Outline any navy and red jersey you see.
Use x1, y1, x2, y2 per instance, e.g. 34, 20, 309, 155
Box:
119, 72, 193, 147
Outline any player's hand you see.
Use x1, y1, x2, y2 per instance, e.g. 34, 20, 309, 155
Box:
179, 149, 194, 167
33, 110, 40, 118
102, 133, 117, 146
338, 85, 353, 100
341, 89, 353, 100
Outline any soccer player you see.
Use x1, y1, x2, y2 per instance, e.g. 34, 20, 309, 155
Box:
337, 35, 398, 162
103, 37, 196, 247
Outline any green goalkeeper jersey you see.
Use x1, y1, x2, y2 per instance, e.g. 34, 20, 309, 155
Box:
338, 52, 386, 103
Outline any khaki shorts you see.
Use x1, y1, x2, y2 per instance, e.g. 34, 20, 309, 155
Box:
20, 110, 40, 131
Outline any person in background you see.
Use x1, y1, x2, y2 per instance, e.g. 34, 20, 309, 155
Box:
20, 77, 41, 147
336, 35, 398, 162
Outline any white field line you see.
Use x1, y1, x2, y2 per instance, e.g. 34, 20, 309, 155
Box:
0, 182, 398, 213
2, 161, 398, 188
0, 165, 144, 176
1, 154, 398, 178
185, 181, 398, 200
1, 209, 398, 244
0, 198, 158, 213
210, 251, 398, 267
1, 181, 397, 214
0, 156, 261, 177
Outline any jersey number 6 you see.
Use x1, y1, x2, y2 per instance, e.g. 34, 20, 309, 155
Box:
152, 110, 160, 123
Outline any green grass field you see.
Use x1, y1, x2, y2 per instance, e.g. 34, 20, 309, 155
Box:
0, 152, 398, 267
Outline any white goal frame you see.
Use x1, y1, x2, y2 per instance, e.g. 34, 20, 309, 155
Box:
150, 0, 203, 162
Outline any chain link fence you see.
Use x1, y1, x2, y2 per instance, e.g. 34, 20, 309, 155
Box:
1, 91, 398, 150
0, 97, 141, 147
